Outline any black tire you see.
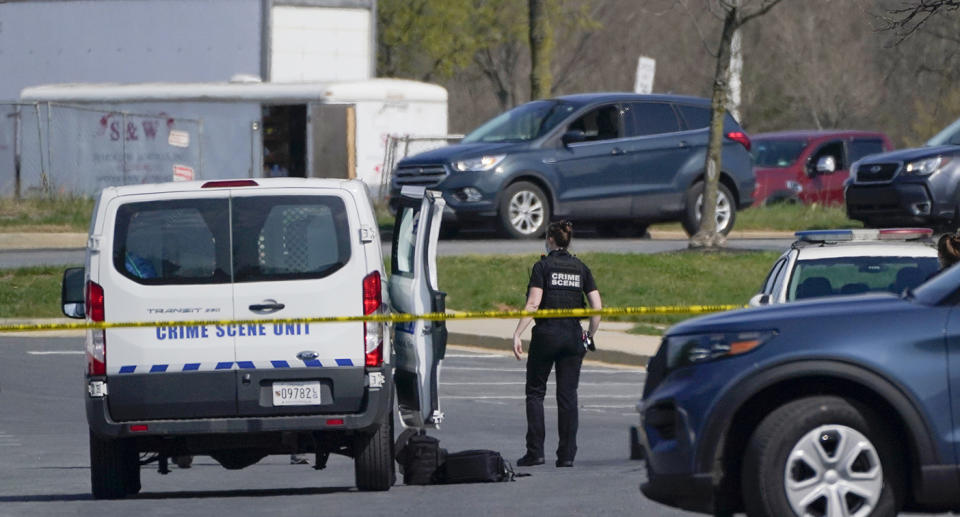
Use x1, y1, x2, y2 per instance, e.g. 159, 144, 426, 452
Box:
89, 429, 139, 499
498, 181, 550, 239
681, 181, 736, 237
741, 396, 903, 517
354, 416, 395, 491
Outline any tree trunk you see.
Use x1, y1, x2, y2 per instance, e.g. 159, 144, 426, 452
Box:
528, 0, 553, 100
690, 6, 739, 249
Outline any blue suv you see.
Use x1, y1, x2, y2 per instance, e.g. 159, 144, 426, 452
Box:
639, 265, 960, 516
390, 93, 754, 238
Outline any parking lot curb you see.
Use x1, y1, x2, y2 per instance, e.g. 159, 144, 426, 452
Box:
448, 332, 651, 367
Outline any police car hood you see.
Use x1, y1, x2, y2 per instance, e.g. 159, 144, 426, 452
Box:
666, 292, 908, 336
396, 142, 523, 166
856, 145, 960, 164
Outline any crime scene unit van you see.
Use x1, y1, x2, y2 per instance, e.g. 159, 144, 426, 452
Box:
61, 179, 447, 498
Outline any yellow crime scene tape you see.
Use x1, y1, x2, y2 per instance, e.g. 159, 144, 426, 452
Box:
0, 305, 746, 333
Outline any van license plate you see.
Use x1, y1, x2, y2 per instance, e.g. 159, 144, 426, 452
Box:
272, 381, 322, 406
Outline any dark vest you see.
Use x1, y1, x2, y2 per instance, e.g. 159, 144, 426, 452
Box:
536, 249, 587, 327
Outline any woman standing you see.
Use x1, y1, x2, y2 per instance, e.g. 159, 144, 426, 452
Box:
512, 221, 602, 468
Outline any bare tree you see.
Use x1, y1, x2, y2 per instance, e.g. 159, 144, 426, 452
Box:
684, 0, 785, 249
884, 0, 960, 40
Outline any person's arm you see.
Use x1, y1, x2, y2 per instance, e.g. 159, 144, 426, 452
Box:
585, 289, 602, 338
513, 287, 543, 360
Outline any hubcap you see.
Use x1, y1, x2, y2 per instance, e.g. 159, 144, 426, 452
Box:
508, 190, 544, 235
783, 425, 883, 517
694, 189, 732, 232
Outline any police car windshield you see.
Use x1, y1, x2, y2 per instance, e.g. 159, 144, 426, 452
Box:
462, 100, 576, 144
787, 256, 939, 301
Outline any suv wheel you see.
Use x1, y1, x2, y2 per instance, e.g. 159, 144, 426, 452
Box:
742, 396, 902, 517
89, 429, 140, 499
681, 182, 736, 237
354, 415, 395, 491
499, 181, 550, 239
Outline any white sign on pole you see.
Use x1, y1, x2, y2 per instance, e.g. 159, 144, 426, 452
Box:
634, 56, 656, 94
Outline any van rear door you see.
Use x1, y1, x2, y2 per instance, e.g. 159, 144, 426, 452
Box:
230, 188, 367, 416
101, 193, 237, 421
388, 186, 447, 429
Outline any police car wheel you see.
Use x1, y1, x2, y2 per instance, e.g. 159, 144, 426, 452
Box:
499, 181, 550, 239
741, 396, 903, 517
354, 415, 395, 491
681, 181, 736, 237
89, 429, 139, 499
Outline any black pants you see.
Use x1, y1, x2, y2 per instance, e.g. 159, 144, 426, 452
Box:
525, 322, 585, 461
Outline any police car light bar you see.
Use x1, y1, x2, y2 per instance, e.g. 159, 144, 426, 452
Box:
795, 228, 933, 243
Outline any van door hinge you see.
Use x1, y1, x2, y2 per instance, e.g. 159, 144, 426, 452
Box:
359, 225, 376, 243
87, 235, 101, 252
429, 410, 445, 425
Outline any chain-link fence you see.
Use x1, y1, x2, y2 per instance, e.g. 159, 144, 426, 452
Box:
0, 102, 203, 198
378, 134, 463, 200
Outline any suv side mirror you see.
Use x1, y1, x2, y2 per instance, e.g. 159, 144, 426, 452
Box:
815, 155, 837, 175
562, 130, 586, 146
61, 267, 85, 319
748, 293, 771, 307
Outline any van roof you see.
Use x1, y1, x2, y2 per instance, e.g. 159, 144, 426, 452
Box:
102, 177, 367, 198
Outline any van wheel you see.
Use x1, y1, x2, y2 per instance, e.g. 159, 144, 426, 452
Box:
742, 396, 903, 517
681, 182, 736, 237
354, 416, 395, 491
498, 181, 550, 239
89, 429, 139, 499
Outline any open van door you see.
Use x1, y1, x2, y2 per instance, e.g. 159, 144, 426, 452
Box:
388, 186, 447, 429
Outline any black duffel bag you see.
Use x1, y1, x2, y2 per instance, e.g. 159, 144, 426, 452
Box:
396, 430, 446, 485
435, 449, 515, 484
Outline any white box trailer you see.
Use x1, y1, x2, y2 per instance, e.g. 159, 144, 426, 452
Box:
17, 78, 447, 196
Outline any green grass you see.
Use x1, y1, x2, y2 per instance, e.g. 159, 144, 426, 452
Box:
651, 203, 861, 233
0, 197, 95, 232
0, 266, 73, 318
438, 251, 779, 327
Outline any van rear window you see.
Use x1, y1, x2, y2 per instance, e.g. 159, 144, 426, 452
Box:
113, 195, 351, 285
114, 199, 230, 284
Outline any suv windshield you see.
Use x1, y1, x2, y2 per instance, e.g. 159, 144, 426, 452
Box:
787, 256, 939, 300
752, 139, 807, 168
926, 116, 960, 146
462, 100, 576, 144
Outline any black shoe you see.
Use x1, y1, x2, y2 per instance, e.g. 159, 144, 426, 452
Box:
556, 459, 574, 467
516, 454, 545, 467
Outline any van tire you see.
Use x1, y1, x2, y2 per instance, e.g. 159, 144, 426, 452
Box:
498, 181, 550, 239
89, 429, 139, 499
354, 416, 395, 491
681, 181, 736, 237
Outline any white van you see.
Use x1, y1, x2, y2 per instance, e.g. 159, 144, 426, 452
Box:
61, 178, 447, 498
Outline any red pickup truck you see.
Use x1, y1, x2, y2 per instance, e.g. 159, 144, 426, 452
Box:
752, 130, 892, 206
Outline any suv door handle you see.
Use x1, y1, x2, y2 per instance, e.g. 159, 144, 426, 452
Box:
249, 300, 285, 313
611, 147, 626, 156
677, 140, 690, 150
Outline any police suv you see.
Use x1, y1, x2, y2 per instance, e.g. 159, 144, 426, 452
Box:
61, 179, 447, 498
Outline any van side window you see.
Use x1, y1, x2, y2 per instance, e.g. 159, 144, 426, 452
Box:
113, 199, 229, 284
848, 139, 885, 163
232, 195, 351, 282
567, 104, 621, 142
676, 105, 711, 130
627, 102, 681, 136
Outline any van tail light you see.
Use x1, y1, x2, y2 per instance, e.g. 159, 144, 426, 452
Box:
726, 131, 751, 151
85, 281, 106, 376
362, 272, 383, 367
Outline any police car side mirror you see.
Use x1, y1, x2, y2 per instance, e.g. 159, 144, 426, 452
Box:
748, 293, 770, 307
61, 267, 85, 319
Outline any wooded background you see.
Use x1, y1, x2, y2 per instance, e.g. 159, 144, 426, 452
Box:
377, 0, 960, 147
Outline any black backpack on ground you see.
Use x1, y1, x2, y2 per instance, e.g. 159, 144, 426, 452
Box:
435, 449, 515, 484
395, 430, 446, 485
